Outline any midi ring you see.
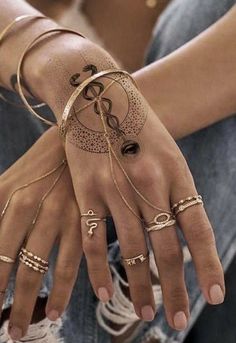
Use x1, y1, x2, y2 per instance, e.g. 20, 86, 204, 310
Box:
19, 248, 49, 274
171, 195, 203, 216
144, 212, 176, 233
122, 252, 149, 266
0, 255, 15, 264
81, 209, 107, 237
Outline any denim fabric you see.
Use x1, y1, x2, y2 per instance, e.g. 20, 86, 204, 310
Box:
1, 0, 236, 342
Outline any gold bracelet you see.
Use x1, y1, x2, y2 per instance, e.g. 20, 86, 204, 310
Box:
0, 14, 48, 108
0, 15, 46, 44
16, 27, 86, 126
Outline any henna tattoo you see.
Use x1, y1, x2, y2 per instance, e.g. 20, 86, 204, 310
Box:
67, 64, 147, 153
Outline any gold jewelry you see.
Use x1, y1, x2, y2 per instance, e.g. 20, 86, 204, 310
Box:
144, 212, 176, 232
0, 14, 47, 109
16, 28, 86, 127
145, 0, 158, 8
0, 255, 15, 264
61, 69, 172, 225
59, 69, 135, 138
81, 209, 107, 237
122, 252, 149, 266
1, 160, 67, 249
19, 248, 49, 274
171, 195, 203, 216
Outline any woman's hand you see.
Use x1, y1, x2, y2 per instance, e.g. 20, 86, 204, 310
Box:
0, 127, 82, 340
29, 36, 225, 331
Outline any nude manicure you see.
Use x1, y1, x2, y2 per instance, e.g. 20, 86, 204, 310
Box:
141, 305, 155, 321
209, 284, 224, 304
173, 311, 188, 330
9, 326, 22, 340
98, 287, 110, 302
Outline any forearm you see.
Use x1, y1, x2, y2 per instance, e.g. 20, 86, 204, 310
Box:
133, 5, 236, 139
0, 0, 63, 91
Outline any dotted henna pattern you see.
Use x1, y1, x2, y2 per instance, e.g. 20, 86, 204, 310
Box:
67, 67, 147, 153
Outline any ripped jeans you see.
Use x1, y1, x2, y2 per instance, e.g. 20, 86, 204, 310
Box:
1, 0, 236, 342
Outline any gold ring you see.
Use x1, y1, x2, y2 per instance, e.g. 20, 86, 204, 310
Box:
171, 195, 203, 216
122, 252, 149, 266
0, 255, 15, 264
144, 212, 176, 233
81, 209, 107, 237
19, 248, 49, 274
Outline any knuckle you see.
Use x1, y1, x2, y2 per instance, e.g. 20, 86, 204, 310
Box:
201, 258, 221, 275
16, 271, 38, 291
187, 217, 216, 246
100, 171, 115, 191
12, 192, 34, 211
130, 283, 152, 303
159, 245, 183, 267
83, 239, 104, 258
131, 162, 159, 188
167, 286, 187, 305
55, 264, 76, 283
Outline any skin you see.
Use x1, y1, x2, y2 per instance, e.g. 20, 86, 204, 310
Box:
1, 0, 235, 340
0, 128, 82, 339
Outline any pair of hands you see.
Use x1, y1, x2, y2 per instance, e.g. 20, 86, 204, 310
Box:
0, 35, 224, 340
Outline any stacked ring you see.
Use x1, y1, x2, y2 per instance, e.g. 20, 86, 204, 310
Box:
171, 195, 203, 216
19, 248, 49, 274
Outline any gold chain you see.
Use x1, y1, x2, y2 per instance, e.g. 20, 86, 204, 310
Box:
96, 90, 171, 223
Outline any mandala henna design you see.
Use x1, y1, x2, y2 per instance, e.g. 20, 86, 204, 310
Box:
67, 65, 147, 153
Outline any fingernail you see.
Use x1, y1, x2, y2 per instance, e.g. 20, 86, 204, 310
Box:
209, 284, 224, 304
173, 311, 188, 330
9, 326, 22, 340
98, 287, 110, 302
141, 305, 155, 321
47, 310, 59, 321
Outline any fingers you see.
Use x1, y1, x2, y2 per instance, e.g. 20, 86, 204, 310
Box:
108, 191, 155, 321
79, 196, 114, 303
141, 199, 189, 331
8, 209, 60, 340
0, 193, 31, 313
171, 172, 225, 306
46, 210, 82, 320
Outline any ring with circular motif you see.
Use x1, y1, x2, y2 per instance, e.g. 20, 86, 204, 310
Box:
121, 252, 149, 266
0, 255, 15, 264
144, 212, 176, 233
171, 195, 203, 216
19, 248, 49, 274
81, 209, 107, 238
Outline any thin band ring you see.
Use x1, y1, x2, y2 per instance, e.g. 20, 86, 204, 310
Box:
0, 255, 15, 264
171, 195, 203, 216
122, 252, 149, 266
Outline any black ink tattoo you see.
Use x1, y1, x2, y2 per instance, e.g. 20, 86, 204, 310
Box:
67, 64, 147, 154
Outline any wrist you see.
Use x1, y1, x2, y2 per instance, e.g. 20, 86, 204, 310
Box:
24, 36, 119, 122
